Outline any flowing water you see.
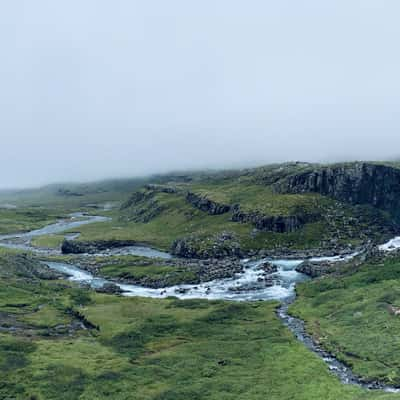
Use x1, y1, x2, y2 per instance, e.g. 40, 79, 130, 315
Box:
1, 213, 399, 392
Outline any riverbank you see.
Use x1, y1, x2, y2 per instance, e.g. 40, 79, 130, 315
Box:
2, 212, 400, 395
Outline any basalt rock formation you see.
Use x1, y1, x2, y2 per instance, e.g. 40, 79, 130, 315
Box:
186, 192, 231, 215
171, 231, 242, 259
230, 205, 320, 233
275, 162, 400, 220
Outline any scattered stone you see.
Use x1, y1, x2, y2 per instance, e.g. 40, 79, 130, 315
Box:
96, 283, 123, 295
174, 287, 189, 294
388, 305, 400, 316
295, 260, 338, 278
259, 262, 278, 274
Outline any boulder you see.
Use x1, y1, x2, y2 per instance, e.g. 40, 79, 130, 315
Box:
96, 283, 123, 295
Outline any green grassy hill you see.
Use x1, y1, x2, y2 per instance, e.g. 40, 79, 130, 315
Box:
2, 162, 400, 398
68, 162, 397, 257
1, 161, 398, 256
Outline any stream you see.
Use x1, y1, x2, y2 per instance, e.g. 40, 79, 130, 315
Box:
1, 213, 399, 393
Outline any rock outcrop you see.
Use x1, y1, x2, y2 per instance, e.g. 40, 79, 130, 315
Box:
231, 205, 320, 233
186, 192, 231, 215
95, 282, 123, 295
0, 254, 63, 280
77, 256, 243, 288
275, 162, 400, 219
295, 260, 340, 278
61, 240, 137, 254
171, 231, 241, 259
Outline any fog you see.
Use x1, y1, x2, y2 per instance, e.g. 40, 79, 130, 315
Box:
1, 1, 400, 188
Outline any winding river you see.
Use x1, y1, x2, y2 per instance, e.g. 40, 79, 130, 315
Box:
1, 213, 399, 393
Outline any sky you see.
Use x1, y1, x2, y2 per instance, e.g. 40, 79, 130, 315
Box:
1, 1, 400, 188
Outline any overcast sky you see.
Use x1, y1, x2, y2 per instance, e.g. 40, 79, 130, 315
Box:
1, 1, 400, 188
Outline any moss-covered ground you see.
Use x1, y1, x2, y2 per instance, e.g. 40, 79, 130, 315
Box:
290, 254, 400, 386
1, 254, 398, 400
0, 208, 66, 235
1, 164, 400, 398
94, 255, 198, 286
31, 234, 65, 249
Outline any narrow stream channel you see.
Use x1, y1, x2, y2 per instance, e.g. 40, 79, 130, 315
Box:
1, 213, 399, 393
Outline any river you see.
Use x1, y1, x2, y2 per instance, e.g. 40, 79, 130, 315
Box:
0, 213, 398, 392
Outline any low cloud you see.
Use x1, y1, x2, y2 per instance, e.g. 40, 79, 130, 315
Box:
1, 1, 400, 188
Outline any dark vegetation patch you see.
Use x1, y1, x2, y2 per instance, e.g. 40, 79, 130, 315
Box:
0, 336, 36, 372
167, 298, 218, 309
33, 365, 87, 400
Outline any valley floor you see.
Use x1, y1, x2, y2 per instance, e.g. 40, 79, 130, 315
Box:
0, 253, 398, 400
2, 163, 400, 399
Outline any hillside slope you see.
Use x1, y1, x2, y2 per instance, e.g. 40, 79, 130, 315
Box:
69, 162, 398, 258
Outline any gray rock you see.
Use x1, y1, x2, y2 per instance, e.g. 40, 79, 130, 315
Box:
186, 192, 231, 215
274, 162, 400, 221
96, 283, 123, 294
230, 204, 320, 233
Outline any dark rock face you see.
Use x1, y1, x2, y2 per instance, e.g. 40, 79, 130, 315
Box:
186, 192, 231, 215
171, 232, 241, 259
120, 189, 165, 222
95, 282, 123, 295
170, 238, 200, 258
61, 240, 137, 254
295, 260, 345, 278
231, 205, 319, 233
275, 163, 400, 219
120, 189, 152, 210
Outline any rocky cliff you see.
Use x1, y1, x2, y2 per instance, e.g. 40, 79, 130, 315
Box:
230, 205, 320, 233
275, 163, 400, 219
171, 231, 242, 258
186, 192, 231, 215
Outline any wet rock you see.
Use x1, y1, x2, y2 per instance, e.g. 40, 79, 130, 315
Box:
259, 262, 278, 274
228, 280, 274, 292
295, 260, 340, 278
96, 283, 123, 295
174, 287, 190, 294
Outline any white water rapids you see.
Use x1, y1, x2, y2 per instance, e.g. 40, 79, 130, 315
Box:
1, 213, 399, 392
